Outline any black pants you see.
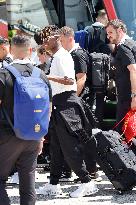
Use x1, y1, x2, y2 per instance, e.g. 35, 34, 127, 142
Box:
116, 99, 131, 134
83, 138, 97, 173
88, 92, 105, 128
49, 92, 93, 185
83, 94, 101, 173
82, 88, 105, 128
0, 133, 40, 205
61, 135, 97, 176
81, 89, 103, 173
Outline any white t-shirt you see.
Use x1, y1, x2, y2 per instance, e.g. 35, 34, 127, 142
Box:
49, 47, 77, 96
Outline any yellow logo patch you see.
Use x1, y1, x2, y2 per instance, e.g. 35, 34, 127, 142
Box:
35, 124, 40, 132
36, 94, 41, 98
34, 110, 42, 113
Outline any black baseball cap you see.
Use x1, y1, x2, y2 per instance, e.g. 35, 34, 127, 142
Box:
15, 20, 41, 36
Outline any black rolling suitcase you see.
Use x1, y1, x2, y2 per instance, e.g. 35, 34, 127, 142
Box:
94, 130, 136, 193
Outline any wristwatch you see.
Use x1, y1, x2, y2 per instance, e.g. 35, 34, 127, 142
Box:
131, 93, 136, 98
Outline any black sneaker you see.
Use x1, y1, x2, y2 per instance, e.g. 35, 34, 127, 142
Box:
74, 172, 102, 183
90, 172, 102, 182
59, 172, 73, 182
74, 177, 80, 183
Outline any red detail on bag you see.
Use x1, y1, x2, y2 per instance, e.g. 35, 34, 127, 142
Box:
122, 110, 136, 143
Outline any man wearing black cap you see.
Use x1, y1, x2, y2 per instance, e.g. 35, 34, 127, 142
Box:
14, 19, 41, 65
35, 25, 98, 198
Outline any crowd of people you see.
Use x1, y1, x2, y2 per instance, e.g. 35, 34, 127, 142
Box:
0, 9, 136, 205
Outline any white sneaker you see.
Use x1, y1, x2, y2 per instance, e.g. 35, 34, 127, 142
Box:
36, 183, 62, 196
8, 172, 19, 184
70, 181, 98, 198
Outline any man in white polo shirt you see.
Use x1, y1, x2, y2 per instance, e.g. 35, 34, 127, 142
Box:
36, 25, 98, 198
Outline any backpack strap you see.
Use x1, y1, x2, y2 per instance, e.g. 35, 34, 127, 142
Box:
5, 65, 21, 78
92, 26, 105, 51
2, 107, 15, 132
6, 64, 41, 78
31, 67, 41, 78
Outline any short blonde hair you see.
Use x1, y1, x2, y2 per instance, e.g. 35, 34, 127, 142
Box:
60, 26, 74, 37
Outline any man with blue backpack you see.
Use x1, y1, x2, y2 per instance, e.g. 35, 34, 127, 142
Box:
0, 35, 52, 205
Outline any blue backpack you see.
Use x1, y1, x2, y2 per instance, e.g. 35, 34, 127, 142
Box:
6, 65, 50, 141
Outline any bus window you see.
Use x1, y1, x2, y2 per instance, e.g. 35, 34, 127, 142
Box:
64, 0, 104, 31
6, 0, 59, 28
113, 0, 136, 40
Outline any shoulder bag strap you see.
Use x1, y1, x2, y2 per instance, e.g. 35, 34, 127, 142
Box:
5, 65, 21, 78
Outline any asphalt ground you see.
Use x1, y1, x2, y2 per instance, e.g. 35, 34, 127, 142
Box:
7, 169, 136, 205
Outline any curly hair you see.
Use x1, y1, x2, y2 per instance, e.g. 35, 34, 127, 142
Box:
37, 46, 52, 56
34, 25, 59, 45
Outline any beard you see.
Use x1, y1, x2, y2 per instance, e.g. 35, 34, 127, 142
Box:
109, 37, 117, 44
109, 33, 119, 44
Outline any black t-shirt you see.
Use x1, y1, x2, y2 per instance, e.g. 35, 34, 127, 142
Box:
112, 39, 136, 101
0, 63, 52, 132
70, 48, 88, 96
70, 48, 87, 77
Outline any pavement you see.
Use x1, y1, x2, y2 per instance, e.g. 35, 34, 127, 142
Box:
7, 169, 136, 205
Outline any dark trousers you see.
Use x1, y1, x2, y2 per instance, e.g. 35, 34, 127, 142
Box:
83, 138, 97, 173
84, 92, 105, 173
0, 133, 40, 205
82, 88, 105, 128
61, 159, 72, 177
49, 92, 92, 185
116, 99, 136, 156
88, 92, 105, 128
60, 96, 98, 176
81, 90, 104, 173
61, 135, 97, 176
116, 99, 131, 134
